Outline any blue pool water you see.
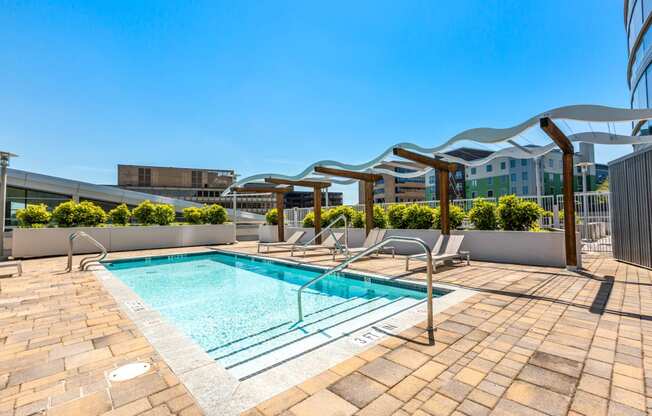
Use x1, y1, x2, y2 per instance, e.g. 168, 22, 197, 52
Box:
104, 251, 444, 375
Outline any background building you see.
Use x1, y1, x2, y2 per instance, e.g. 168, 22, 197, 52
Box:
464, 143, 600, 199
358, 161, 425, 204
118, 164, 341, 213
425, 148, 493, 201
626, 0, 652, 140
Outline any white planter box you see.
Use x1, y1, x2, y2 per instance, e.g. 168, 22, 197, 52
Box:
12, 224, 236, 258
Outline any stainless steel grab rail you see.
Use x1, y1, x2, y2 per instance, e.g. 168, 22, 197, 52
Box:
296, 236, 434, 330
66, 232, 108, 272
297, 213, 349, 255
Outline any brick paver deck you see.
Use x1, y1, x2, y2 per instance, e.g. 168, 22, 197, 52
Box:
1, 242, 651, 416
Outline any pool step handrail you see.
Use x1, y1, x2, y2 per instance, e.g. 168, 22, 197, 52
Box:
297, 236, 434, 330
300, 213, 349, 253
66, 231, 108, 272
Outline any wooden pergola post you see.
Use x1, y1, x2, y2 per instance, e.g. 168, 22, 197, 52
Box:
265, 178, 330, 243
313, 166, 382, 235
393, 148, 456, 235
232, 185, 293, 242
540, 117, 578, 270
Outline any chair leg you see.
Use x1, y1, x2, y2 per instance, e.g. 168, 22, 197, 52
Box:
466, 254, 470, 265
405, 258, 409, 271
17, 263, 22, 276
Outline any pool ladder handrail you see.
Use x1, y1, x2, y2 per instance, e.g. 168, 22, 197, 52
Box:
298, 213, 349, 256
296, 236, 434, 330
66, 231, 108, 272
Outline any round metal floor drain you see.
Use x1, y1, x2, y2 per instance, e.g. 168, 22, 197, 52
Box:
108, 362, 151, 382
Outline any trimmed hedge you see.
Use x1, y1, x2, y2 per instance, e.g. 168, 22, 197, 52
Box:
468, 199, 498, 230
16, 204, 51, 228
52, 200, 107, 227
109, 204, 132, 226
496, 195, 543, 231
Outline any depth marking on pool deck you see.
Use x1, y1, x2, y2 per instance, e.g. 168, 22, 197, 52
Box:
350, 322, 398, 346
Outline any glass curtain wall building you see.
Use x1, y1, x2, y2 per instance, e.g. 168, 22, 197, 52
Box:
626, 0, 652, 136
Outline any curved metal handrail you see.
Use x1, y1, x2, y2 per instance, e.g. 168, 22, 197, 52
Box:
296, 236, 434, 330
300, 213, 349, 254
66, 231, 108, 272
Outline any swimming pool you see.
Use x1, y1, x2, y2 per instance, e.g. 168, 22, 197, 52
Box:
104, 251, 447, 379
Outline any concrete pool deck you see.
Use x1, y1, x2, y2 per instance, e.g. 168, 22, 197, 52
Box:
0, 242, 650, 415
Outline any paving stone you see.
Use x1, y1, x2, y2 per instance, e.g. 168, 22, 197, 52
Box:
328, 373, 386, 408
610, 386, 646, 411
297, 370, 340, 394
357, 393, 403, 416
109, 372, 168, 408
49, 390, 112, 416
437, 379, 473, 402
504, 380, 571, 416
290, 390, 357, 416
7, 359, 64, 387
256, 387, 307, 416
385, 347, 430, 370
358, 357, 412, 387
421, 393, 458, 416
516, 363, 577, 395
454, 367, 485, 387
570, 390, 608, 416
387, 375, 427, 402
491, 398, 548, 416
412, 361, 447, 381
528, 351, 582, 378
101, 397, 152, 416
577, 373, 610, 398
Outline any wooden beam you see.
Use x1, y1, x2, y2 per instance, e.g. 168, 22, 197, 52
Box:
539, 117, 574, 154
264, 178, 330, 188
393, 147, 454, 235
539, 117, 578, 269
438, 169, 450, 235
231, 186, 293, 194
392, 148, 456, 171
313, 186, 322, 243
364, 181, 374, 236
275, 193, 285, 242
313, 166, 382, 182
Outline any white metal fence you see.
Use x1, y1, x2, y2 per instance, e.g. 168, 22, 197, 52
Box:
284, 192, 612, 254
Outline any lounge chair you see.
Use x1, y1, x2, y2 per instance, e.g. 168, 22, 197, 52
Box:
257, 231, 305, 253
0, 260, 22, 277
291, 232, 345, 259
405, 235, 469, 272
339, 229, 396, 259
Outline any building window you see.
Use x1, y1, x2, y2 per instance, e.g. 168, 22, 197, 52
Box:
488, 177, 493, 185
522, 172, 528, 181
522, 185, 529, 194
510, 173, 516, 182
500, 162, 506, 170
510, 160, 516, 168
455, 171, 463, 180
549, 173, 554, 180
428, 175, 435, 184
511, 187, 517, 194
487, 190, 494, 197
486, 164, 493, 172
521, 159, 527, 166
548, 159, 553, 168
471, 180, 478, 187
191, 170, 203, 188
470, 167, 476, 175
138, 168, 151, 187
576, 166, 582, 174
471, 191, 477, 198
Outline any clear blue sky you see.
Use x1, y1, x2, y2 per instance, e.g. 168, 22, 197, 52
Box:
0, 1, 631, 203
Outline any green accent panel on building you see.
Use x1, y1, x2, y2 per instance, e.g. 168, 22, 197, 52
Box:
465, 175, 510, 198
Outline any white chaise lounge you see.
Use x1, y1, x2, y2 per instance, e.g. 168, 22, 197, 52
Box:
0, 261, 22, 277
291, 232, 345, 259
257, 231, 305, 253
405, 235, 469, 272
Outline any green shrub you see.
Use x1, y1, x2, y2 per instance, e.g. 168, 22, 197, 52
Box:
108, 204, 131, 225
203, 204, 228, 224
402, 204, 436, 229
496, 195, 543, 231
133, 200, 157, 225
302, 211, 315, 227
52, 200, 77, 227
468, 199, 497, 230
153, 204, 175, 225
51, 200, 107, 227
351, 206, 387, 229
265, 208, 278, 225
433, 204, 465, 230
16, 204, 51, 227
74, 201, 107, 227
183, 207, 204, 224
322, 206, 358, 227
387, 204, 408, 229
